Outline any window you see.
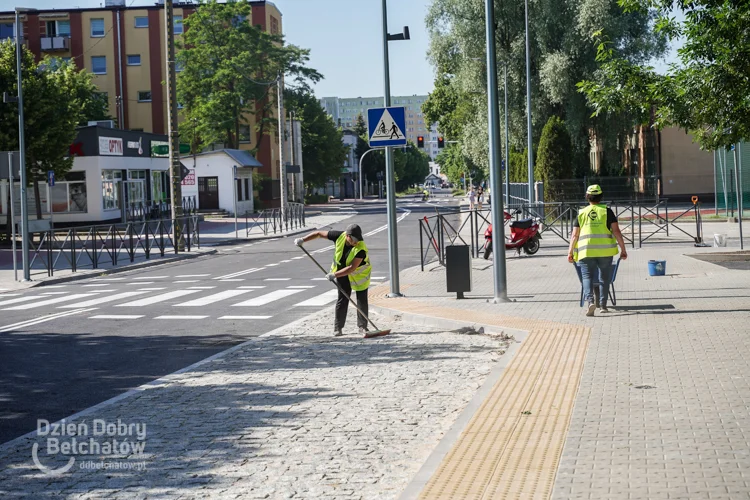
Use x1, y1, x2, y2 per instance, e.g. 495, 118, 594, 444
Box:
138, 91, 152, 102
128, 170, 147, 180
239, 125, 251, 144
51, 172, 88, 213
91, 56, 107, 74
134, 16, 148, 28
244, 178, 250, 201
236, 179, 244, 201
175, 60, 184, 72
0, 23, 15, 40
46, 20, 71, 37
270, 16, 279, 34
174, 15, 183, 35
127, 54, 141, 66
102, 170, 123, 211
91, 18, 105, 37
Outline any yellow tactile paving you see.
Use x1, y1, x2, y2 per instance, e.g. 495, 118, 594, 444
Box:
370, 294, 591, 500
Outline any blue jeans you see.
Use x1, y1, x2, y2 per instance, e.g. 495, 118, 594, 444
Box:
580, 257, 613, 307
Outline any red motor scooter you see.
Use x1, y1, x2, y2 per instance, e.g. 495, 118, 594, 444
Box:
483, 211, 541, 259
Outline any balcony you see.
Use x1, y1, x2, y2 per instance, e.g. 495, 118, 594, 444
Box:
41, 36, 70, 52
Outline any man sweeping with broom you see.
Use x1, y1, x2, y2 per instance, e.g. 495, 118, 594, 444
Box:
295, 224, 376, 337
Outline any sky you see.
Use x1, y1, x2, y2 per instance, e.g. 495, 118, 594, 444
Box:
23, 0, 679, 98
25, 0, 438, 99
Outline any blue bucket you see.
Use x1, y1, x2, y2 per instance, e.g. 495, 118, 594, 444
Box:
648, 260, 666, 276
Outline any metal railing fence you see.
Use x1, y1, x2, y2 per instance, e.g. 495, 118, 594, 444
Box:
245, 202, 306, 236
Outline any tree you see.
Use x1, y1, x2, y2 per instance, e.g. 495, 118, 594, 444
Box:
394, 143, 431, 191
435, 144, 482, 186
0, 42, 104, 218
424, 0, 666, 179
177, 0, 321, 154
535, 116, 573, 201
283, 89, 348, 194
578, 0, 750, 151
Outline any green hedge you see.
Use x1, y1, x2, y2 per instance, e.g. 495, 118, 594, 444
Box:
305, 193, 329, 205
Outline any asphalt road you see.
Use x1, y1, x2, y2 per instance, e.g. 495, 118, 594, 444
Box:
0, 192, 459, 444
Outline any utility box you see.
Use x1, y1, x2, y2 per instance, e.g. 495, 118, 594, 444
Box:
446, 245, 471, 299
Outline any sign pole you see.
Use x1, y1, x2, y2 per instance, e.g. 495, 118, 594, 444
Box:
485, 0, 509, 302
524, 0, 535, 204
734, 144, 744, 250
8, 152, 18, 281
165, 0, 183, 250
381, 0, 401, 297
16, 9, 30, 281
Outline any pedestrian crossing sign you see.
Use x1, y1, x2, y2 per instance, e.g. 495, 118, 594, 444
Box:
367, 106, 407, 147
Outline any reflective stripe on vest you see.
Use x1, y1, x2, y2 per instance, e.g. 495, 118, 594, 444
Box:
576, 205, 617, 259
331, 233, 372, 291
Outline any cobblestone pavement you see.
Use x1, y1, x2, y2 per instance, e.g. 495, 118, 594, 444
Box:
371, 230, 750, 499
0, 309, 510, 499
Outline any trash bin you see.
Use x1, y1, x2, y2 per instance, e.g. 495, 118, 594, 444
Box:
446, 245, 472, 299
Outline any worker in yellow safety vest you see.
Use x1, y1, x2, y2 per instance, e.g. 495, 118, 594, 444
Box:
568, 185, 628, 317
296, 224, 372, 336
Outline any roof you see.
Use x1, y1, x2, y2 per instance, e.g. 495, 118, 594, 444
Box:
184, 148, 263, 168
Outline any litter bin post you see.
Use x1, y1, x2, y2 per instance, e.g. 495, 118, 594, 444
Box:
446, 245, 472, 299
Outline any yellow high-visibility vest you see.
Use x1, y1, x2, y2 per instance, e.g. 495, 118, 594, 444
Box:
575, 204, 618, 259
331, 233, 372, 291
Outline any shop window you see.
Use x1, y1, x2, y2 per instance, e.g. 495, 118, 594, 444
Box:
51, 172, 88, 213
102, 170, 122, 211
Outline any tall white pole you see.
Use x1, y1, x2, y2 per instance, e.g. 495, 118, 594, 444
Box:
485, 0, 509, 302
233, 165, 238, 239
734, 144, 744, 249
524, 0, 534, 204
382, 0, 401, 297
277, 74, 286, 217
8, 152, 18, 281
15, 9, 30, 281
504, 63, 510, 206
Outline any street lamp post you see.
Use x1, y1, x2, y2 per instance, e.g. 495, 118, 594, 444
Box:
524, 0, 534, 204
504, 63, 510, 206
381, 0, 409, 298
484, 0, 509, 302
15, 7, 34, 282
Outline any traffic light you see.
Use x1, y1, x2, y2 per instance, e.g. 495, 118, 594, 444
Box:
417, 136, 424, 148
437, 137, 445, 148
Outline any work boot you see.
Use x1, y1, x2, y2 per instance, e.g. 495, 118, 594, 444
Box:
586, 303, 596, 317
593, 288, 601, 309
333, 329, 343, 337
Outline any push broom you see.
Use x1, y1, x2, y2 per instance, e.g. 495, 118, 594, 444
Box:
298, 246, 391, 338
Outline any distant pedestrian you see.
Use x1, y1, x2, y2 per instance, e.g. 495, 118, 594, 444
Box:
476, 187, 484, 210
568, 185, 628, 316
296, 224, 372, 336
468, 187, 476, 210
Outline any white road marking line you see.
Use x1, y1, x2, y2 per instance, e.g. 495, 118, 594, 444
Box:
291, 256, 304, 260
371, 277, 386, 280
133, 276, 168, 280
214, 268, 261, 280
238, 286, 266, 289
138, 288, 166, 291
311, 277, 327, 281
40, 285, 68, 288
92, 278, 125, 281
0, 308, 97, 333
174, 280, 199, 283
89, 315, 144, 320
116, 290, 199, 307
41, 292, 68, 295
264, 278, 290, 281
232, 288, 305, 306
287, 286, 316, 289
219, 279, 245, 282
155, 315, 208, 320
82, 284, 110, 287
294, 289, 339, 307
0, 293, 21, 298
219, 316, 272, 320
128, 282, 153, 285
280, 260, 292, 263
265, 263, 279, 267
0, 296, 46, 307
188, 286, 216, 290
3, 293, 96, 311
175, 290, 252, 307
59, 291, 148, 309
175, 274, 210, 278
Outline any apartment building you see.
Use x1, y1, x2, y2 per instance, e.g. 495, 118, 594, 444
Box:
0, 0, 285, 199
320, 94, 440, 159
